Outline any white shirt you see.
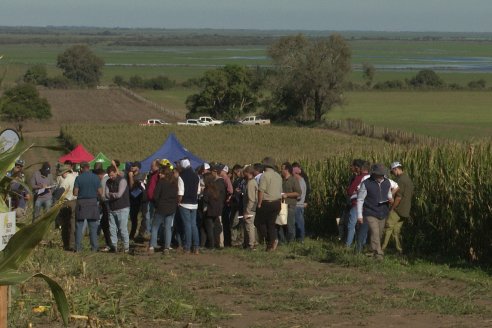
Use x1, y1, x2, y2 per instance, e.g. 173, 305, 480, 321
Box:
59, 172, 77, 201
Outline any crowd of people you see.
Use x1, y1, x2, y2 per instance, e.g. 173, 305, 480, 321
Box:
8, 156, 311, 254
7, 154, 413, 259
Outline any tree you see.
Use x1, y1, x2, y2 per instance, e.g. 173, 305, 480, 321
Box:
409, 69, 443, 88
185, 65, 260, 119
57, 45, 104, 87
362, 62, 375, 88
23, 64, 48, 85
0, 84, 51, 137
268, 34, 351, 121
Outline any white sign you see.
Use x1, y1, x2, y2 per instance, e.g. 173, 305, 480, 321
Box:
0, 212, 16, 251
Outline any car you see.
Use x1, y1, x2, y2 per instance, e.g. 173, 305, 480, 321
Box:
239, 116, 270, 125
198, 116, 224, 126
139, 119, 169, 126
177, 119, 208, 126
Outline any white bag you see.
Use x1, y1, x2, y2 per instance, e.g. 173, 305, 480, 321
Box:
275, 199, 288, 225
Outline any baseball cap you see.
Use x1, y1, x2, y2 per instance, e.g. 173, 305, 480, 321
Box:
203, 163, 210, 170
15, 159, 25, 167
390, 161, 403, 170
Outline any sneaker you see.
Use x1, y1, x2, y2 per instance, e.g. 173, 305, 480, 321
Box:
123, 248, 130, 254
100, 246, 111, 253
148, 247, 155, 254
162, 248, 170, 255
193, 248, 199, 255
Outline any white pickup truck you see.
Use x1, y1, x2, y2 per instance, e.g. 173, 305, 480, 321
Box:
240, 116, 270, 125
139, 119, 169, 126
177, 119, 208, 126
198, 116, 223, 126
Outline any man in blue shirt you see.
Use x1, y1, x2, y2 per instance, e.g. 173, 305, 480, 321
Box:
73, 161, 102, 252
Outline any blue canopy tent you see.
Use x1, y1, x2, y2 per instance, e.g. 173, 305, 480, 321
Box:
139, 133, 205, 172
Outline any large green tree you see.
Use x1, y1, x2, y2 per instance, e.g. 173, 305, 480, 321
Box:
0, 84, 51, 136
185, 65, 261, 119
268, 34, 351, 121
57, 45, 104, 87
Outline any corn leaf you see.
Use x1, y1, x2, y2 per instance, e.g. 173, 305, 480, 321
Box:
0, 269, 69, 326
0, 143, 32, 177
0, 195, 66, 272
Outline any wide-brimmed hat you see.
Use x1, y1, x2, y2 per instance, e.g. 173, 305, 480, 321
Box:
57, 164, 72, 176
371, 163, 387, 176
262, 157, 277, 169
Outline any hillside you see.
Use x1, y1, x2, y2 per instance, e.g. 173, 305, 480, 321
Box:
19, 88, 178, 135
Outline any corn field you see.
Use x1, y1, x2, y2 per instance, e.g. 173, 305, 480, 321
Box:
60, 124, 492, 262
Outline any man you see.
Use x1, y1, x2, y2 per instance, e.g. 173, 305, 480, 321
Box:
105, 165, 131, 253
210, 164, 227, 248
230, 164, 245, 247
73, 161, 102, 252
280, 162, 301, 243
140, 159, 160, 242
9, 159, 31, 222
128, 161, 147, 241
357, 163, 393, 260
30, 162, 55, 220
57, 164, 77, 251
95, 168, 113, 251
256, 157, 283, 251
293, 166, 307, 243
178, 158, 200, 254
382, 161, 414, 254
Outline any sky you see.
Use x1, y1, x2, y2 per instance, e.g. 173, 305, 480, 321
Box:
1, 0, 491, 32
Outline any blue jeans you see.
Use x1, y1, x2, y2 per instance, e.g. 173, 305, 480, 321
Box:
34, 198, 53, 221
75, 219, 99, 252
150, 213, 175, 249
295, 206, 305, 242
346, 207, 358, 247
179, 206, 199, 251
356, 219, 369, 253
109, 207, 130, 251
144, 202, 155, 235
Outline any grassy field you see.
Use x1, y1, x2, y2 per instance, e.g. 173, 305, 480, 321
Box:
9, 232, 492, 327
2, 41, 492, 86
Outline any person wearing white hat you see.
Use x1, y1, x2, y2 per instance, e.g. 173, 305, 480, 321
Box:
178, 158, 201, 254
382, 161, 414, 254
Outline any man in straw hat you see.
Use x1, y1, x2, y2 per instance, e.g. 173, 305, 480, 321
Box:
357, 163, 393, 260
57, 164, 77, 251
256, 157, 283, 251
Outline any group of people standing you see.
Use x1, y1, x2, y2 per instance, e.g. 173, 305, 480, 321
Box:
10, 155, 310, 254
342, 159, 414, 259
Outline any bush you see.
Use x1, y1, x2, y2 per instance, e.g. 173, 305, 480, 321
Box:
467, 79, 486, 89
373, 79, 406, 90
143, 75, 175, 90
42, 75, 72, 89
23, 64, 48, 85
409, 69, 444, 88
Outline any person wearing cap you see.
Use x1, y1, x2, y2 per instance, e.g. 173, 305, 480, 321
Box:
56, 164, 78, 251
9, 159, 31, 221
357, 163, 393, 260
73, 161, 103, 252
128, 161, 148, 241
382, 161, 414, 254
256, 157, 283, 251
280, 162, 301, 244
30, 162, 55, 220
177, 158, 201, 254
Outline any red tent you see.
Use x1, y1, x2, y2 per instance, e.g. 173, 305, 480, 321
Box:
58, 144, 95, 164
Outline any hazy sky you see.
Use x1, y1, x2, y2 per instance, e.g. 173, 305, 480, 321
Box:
1, 0, 491, 32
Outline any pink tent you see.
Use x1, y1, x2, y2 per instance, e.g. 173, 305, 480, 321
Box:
58, 144, 95, 164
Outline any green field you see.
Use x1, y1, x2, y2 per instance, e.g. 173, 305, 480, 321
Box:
2, 40, 492, 86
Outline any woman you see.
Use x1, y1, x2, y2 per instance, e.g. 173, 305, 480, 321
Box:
202, 172, 223, 249
242, 165, 257, 250
149, 165, 178, 254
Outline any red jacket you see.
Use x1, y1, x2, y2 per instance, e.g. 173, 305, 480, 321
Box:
347, 174, 365, 207
146, 170, 159, 201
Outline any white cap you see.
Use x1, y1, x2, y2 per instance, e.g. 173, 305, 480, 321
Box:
390, 161, 402, 170
223, 165, 229, 173
204, 163, 210, 170
180, 158, 191, 169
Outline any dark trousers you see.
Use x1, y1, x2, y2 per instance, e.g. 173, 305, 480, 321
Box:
204, 216, 218, 249
99, 201, 113, 248
129, 198, 144, 240
60, 200, 76, 250
256, 200, 281, 249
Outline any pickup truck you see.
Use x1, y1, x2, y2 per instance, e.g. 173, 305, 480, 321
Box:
139, 119, 169, 126
198, 116, 223, 126
240, 116, 270, 125
177, 119, 208, 126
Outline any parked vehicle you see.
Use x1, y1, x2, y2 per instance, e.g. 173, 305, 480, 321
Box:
177, 119, 208, 126
198, 116, 223, 126
240, 116, 270, 125
222, 120, 242, 125
139, 119, 169, 126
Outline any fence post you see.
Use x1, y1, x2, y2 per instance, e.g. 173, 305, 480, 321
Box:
0, 285, 7, 328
